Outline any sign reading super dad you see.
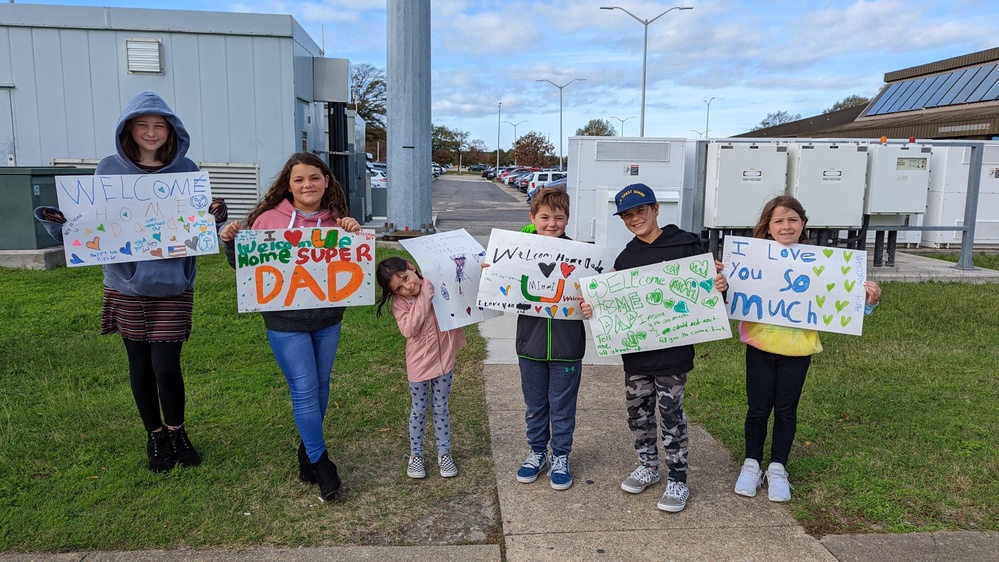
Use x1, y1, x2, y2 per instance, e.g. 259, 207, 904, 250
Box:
722, 236, 867, 336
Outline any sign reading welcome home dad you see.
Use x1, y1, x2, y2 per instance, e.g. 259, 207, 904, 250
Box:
722, 235, 867, 336
400, 229, 502, 331
476, 228, 618, 320
234, 228, 376, 313
55, 172, 219, 266
580, 253, 731, 356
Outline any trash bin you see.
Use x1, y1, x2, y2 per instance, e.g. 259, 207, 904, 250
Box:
0, 167, 83, 250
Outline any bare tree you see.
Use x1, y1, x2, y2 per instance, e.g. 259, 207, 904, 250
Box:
751, 110, 802, 131
576, 119, 616, 136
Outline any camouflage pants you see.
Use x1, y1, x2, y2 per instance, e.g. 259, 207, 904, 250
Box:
625, 370, 688, 482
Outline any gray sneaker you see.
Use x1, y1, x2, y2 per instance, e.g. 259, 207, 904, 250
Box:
621, 465, 661, 494
657, 480, 689, 512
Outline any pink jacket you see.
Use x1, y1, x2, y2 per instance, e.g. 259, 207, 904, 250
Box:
391, 278, 466, 382
249, 199, 338, 229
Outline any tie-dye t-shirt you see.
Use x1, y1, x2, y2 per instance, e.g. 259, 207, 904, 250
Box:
738, 321, 823, 357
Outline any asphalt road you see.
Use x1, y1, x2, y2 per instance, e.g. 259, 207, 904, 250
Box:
432, 174, 529, 237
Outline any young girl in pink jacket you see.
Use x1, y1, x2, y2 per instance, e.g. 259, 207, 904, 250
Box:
376, 257, 466, 479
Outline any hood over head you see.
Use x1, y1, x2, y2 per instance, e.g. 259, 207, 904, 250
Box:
112, 91, 191, 173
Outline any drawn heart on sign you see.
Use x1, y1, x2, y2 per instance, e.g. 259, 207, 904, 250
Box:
153, 232, 162, 242
499, 285, 510, 296
538, 262, 556, 278
663, 298, 676, 309
466, 307, 472, 316
834, 300, 849, 312
841, 266, 851, 275
698, 278, 714, 292
815, 295, 826, 308
72, 239, 81, 247
198, 211, 206, 217
560, 263, 575, 278
562, 307, 575, 317
840, 316, 852, 327
178, 216, 185, 223
673, 301, 689, 314
119, 241, 132, 255
546, 305, 557, 317
183, 224, 191, 232
663, 263, 680, 276
823, 314, 833, 325
450, 313, 455, 317
284, 231, 303, 246
70, 253, 84, 264
86, 237, 100, 250
84, 228, 93, 235
689, 259, 710, 278
823, 249, 834, 258
185, 236, 199, 250
701, 296, 719, 308
668, 277, 699, 302
97, 224, 106, 232
199, 226, 208, 233
188, 216, 196, 223
812, 265, 825, 276
534, 306, 543, 313
170, 236, 177, 242
151, 248, 163, 257
844, 280, 856, 292
646, 288, 664, 305
843, 251, 854, 263
574, 282, 580, 291
826, 283, 836, 292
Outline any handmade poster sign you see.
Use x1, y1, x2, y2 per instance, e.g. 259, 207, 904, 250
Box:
580, 253, 732, 355
234, 227, 376, 313
476, 228, 618, 320
54, 172, 219, 266
722, 236, 867, 335
400, 229, 502, 330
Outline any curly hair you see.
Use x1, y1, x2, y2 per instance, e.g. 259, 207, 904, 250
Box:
245, 153, 350, 227
752, 195, 809, 243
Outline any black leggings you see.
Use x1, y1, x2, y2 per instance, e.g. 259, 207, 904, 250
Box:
122, 338, 186, 432
744, 345, 811, 466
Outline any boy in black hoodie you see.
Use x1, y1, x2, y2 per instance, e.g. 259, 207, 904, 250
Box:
582, 183, 727, 513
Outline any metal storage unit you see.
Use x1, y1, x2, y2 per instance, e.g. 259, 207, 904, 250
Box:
0, 167, 81, 250
786, 142, 869, 228
922, 142, 999, 248
702, 142, 788, 228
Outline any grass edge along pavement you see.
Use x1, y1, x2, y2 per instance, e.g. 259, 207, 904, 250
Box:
1, 248, 997, 552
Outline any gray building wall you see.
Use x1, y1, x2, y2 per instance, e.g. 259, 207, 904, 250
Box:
0, 4, 329, 207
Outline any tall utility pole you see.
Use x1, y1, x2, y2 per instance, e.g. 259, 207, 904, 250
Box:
496, 102, 502, 171
704, 96, 716, 138
537, 78, 585, 170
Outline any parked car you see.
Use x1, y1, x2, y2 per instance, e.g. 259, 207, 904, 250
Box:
432, 163, 443, 177
527, 175, 566, 202
370, 170, 387, 188
469, 164, 486, 172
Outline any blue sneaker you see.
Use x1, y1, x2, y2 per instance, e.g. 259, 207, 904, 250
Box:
549, 453, 572, 490
516, 450, 548, 483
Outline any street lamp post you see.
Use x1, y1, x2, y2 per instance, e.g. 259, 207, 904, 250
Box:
610, 115, 635, 137
704, 96, 716, 138
496, 102, 501, 171
505, 120, 527, 164
600, 5, 692, 137
537, 78, 585, 170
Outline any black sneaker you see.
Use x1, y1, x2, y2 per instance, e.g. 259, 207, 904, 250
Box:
167, 426, 202, 467
147, 428, 176, 473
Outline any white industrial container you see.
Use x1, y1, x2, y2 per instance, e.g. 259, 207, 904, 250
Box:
786, 142, 869, 228
922, 142, 999, 248
702, 142, 788, 228
594, 188, 681, 254
566, 137, 686, 243
864, 144, 932, 214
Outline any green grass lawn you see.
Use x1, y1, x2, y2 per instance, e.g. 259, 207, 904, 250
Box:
1, 249, 997, 550
0, 247, 496, 552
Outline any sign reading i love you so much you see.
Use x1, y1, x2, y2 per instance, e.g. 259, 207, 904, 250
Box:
580, 253, 732, 356
234, 227, 376, 312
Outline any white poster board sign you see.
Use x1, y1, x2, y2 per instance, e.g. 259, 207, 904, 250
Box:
234, 227, 376, 312
580, 253, 732, 355
400, 229, 502, 330
476, 228, 617, 319
722, 236, 867, 335
54, 172, 219, 266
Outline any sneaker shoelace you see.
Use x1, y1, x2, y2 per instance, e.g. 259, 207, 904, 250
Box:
632, 465, 658, 484
524, 451, 546, 469
768, 470, 792, 489
550, 455, 568, 473
171, 428, 194, 452
665, 480, 688, 500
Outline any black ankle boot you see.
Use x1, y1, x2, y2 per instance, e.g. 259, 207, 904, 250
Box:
298, 441, 318, 483
167, 425, 202, 467
147, 427, 176, 472
310, 450, 341, 501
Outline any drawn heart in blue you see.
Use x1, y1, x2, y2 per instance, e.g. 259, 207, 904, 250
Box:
69, 253, 84, 264
673, 301, 689, 313
538, 262, 556, 278
450, 313, 455, 317
119, 241, 132, 255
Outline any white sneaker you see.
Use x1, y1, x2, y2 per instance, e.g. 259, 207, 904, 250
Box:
621, 465, 661, 494
734, 458, 763, 497
766, 462, 792, 502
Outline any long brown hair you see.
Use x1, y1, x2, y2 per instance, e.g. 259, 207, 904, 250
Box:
375, 257, 421, 317
120, 116, 177, 166
752, 195, 809, 243
245, 153, 350, 227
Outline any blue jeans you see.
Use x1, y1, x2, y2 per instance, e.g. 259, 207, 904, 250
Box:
519, 358, 582, 457
266, 323, 342, 463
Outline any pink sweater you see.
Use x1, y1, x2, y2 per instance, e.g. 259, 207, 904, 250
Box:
249, 199, 338, 229
391, 278, 466, 382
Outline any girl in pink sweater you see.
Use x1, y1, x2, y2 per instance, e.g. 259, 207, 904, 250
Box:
376, 257, 466, 479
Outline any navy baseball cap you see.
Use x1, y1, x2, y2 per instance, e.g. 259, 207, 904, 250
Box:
614, 183, 657, 215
